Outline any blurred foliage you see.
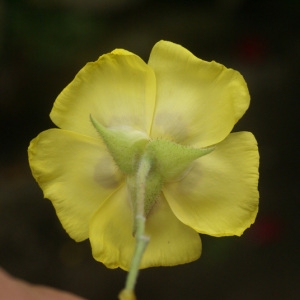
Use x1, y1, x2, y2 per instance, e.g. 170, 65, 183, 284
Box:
4, 1, 108, 68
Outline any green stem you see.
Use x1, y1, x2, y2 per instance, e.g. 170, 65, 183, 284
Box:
124, 216, 149, 292
122, 154, 151, 295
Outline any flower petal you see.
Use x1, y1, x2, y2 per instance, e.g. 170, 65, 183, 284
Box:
144, 194, 201, 268
28, 129, 124, 241
50, 49, 156, 137
90, 186, 201, 270
163, 132, 259, 236
148, 41, 250, 147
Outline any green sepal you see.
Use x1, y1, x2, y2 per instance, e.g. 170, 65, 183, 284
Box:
90, 115, 148, 174
145, 139, 215, 181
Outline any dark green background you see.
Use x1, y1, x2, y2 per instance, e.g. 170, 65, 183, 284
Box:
0, 0, 299, 299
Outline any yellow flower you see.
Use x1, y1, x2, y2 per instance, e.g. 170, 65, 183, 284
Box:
28, 41, 259, 271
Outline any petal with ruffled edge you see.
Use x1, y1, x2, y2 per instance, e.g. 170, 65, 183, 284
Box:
28, 129, 124, 241
90, 186, 201, 270
148, 41, 250, 147
163, 132, 259, 237
50, 49, 156, 137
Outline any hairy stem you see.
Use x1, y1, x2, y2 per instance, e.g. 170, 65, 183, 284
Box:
119, 154, 151, 300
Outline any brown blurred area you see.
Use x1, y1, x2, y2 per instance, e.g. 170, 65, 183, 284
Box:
0, 0, 299, 299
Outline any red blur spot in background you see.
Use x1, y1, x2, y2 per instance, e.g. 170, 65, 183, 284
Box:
236, 35, 268, 63
247, 215, 284, 245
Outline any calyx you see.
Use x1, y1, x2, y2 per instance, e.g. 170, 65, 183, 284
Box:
91, 115, 214, 216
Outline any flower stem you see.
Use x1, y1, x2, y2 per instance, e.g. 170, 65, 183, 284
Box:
118, 154, 151, 300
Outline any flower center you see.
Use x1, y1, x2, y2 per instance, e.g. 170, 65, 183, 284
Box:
90, 115, 215, 216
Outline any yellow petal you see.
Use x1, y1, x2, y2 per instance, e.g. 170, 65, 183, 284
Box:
148, 41, 250, 147
28, 129, 124, 241
144, 193, 201, 268
90, 186, 201, 270
163, 132, 259, 236
50, 49, 156, 137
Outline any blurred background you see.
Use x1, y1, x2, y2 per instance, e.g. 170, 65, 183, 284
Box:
0, 0, 299, 299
